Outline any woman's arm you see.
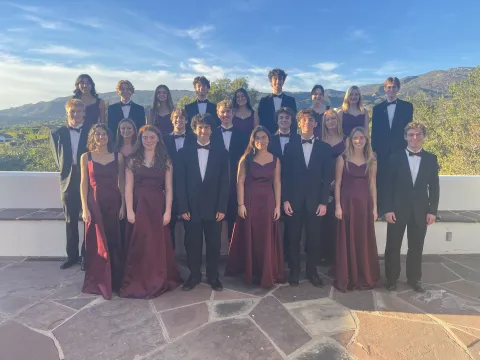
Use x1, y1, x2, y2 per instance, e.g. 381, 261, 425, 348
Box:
253, 111, 260, 127
364, 109, 370, 133
165, 160, 173, 214
146, 109, 153, 125
99, 99, 106, 123
125, 161, 135, 223
334, 155, 344, 219
273, 157, 281, 221
369, 160, 378, 220
117, 153, 126, 218
80, 153, 90, 221
236, 158, 247, 218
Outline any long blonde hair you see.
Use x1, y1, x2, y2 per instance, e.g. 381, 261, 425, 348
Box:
344, 126, 375, 173
321, 109, 343, 141
341, 86, 364, 113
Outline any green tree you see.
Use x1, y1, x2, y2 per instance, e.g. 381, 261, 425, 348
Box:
176, 95, 196, 109
208, 77, 259, 108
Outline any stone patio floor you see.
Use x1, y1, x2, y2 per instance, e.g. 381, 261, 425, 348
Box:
1, 255, 480, 360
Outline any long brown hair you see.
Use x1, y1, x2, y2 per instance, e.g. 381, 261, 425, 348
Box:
149, 85, 175, 126
127, 125, 170, 172
240, 125, 271, 175
115, 118, 138, 151
321, 109, 343, 141
344, 126, 375, 173
87, 124, 114, 152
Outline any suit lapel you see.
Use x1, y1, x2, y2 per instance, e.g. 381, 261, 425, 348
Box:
414, 152, 428, 188
60, 127, 73, 165
307, 138, 320, 170
391, 100, 402, 130
400, 151, 414, 187
191, 147, 203, 183
203, 149, 214, 184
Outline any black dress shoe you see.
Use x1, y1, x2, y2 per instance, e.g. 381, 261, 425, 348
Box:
60, 258, 77, 269
385, 282, 397, 291
288, 274, 299, 286
307, 274, 324, 288
182, 278, 199, 291
408, 280, 425, 293
208, 279, 223, 291
80, 257, 85, 271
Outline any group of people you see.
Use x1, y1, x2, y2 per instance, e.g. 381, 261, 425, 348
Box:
49, 69, 440, 300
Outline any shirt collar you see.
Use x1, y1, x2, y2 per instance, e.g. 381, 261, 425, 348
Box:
197, 141, 210, 146
406, 147, 422, 154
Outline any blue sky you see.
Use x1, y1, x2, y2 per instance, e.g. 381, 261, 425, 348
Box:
0, 0, 477, 109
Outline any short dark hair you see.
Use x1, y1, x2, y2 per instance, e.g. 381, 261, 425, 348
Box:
384, 77, 401, 89
296, 108, 316, 122
268, 68, 287, 82
193, 76, 210, 89
311, 84, 325, 96
275, 107, 295, 123
404, 122, 427, 136
191, 113, 216, 132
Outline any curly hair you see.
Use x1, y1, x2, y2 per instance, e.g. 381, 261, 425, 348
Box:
191, 113, 216, 133
268, 68, 287, 81
87, 124, 114, 152
127, 125, 170, 173
116, 80, 135, 94
73, 74, 98, 98
193, 76, 210, 89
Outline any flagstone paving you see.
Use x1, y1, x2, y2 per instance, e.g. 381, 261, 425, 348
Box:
1, 255, 480, 359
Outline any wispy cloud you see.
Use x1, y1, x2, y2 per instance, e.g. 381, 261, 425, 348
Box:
349, 28, 371, 42
31, 45, 89, 57
155, 22, 215, 50
312, 62, 340, 71
24, 14, 65, 30
7, 27, 28, 32
153, 61, 171, 67
7, 2, 41, 13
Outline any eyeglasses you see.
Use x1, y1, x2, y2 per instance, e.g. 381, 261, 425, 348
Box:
406, 132, 424, 138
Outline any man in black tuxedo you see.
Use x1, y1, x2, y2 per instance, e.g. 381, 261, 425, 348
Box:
282, 109, 333, 287
371, 77, 413, 214
50, 99, 90, 270
268, 107, 297, 260
163, 108, 197, 249
184, 76, 219, 128
384, 122, 440, 293
107, 80, 146, 141
176, 114, 229, 292
211, 100, 249, 240
258, 68, 298, 135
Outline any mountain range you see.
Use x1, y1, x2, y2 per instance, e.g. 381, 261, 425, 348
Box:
0, 67, 474, 126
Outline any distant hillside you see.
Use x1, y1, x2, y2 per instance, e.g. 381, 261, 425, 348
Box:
0, 67, 475, 125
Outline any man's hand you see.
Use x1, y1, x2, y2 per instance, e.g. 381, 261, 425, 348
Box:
216, 212, 225, 222
181, 212, 191, 221
316, 204, 327, 216
426, 214, 436, 226
385, 212, 396, 224
283, 201, 293, 216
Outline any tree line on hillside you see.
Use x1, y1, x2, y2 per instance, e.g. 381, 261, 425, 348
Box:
0, 70, 478, 175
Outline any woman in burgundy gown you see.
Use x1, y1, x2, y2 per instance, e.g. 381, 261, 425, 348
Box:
73, 74, 105, 127
338, 86, 369, 137
225, 126, 285, 288
310, 84, 330, 138
333, 126, 380, 292
232, 88, 259, 137
319, 110, 345, 266
80, 124, 125, 299
148, 85, 175, 135
120, 125, 181, 299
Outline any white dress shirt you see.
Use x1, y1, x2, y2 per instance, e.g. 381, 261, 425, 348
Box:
173, 132, 186, 151
197, 141, 210, 181
221, 125, 233, 151
273, 94, 283, 112
406, 147, 422, 185
69, 126, 82, 165
387, 98, 397, 129
279, 131, 290, 154
121, 100, 131, 119
301, 136, 314, 167
197, 100, 207, 115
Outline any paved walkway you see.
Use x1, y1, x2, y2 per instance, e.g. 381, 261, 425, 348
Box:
1, 255, 480, 360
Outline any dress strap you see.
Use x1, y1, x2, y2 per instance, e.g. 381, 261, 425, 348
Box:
87, 152, 92, 161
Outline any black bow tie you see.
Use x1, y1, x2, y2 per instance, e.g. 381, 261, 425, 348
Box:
387, 100, 397, 106
174, 133, 186, 139
273, 94, 283, 98
68, 126, 82, 133
301, 138, 313, 144
279, 133, 290, 138
221, 127, 233, 133
408, 150, 422, 157
197, 99, 208, 104
197, 143, 210, 150
121, 102, 132, 107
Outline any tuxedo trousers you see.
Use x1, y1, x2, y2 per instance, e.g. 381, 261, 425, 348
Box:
385, 212, 427, 283
287, 208, 323, 276
184, 219, 221, 282
60, 166, 85, 261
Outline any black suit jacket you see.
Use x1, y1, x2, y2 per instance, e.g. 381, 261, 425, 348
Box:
258, 94, 298, 134
268, 132, 300, 160
282, 137, 333, 213
107, 102, 146, 141
49, 125, 89, 193
384, 149, 440, 226
371, 99, 413, 163
176, 142, 229, 222
184, 100, 220, 128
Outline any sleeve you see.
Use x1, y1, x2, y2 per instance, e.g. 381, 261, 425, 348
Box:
427, 155, 440, 215
405, 101, 414, 125
383, 153, 397, 213
371, 105, 378, 152
49, 130, 60, 169
175, 149, 189, 214
217, 150, 230, 214
320, 144, 333, 205
257, 97, 266, 126
107, 105, 116, 136
281, 143, 293, 203
138, 105, 146, 129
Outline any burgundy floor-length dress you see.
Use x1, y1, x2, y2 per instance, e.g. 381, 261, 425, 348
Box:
342, 112, 365, 137
333, 156, 380, 292
320, 139, 346, 265
82, 153, 122, 300
233, 112, 255, 137
225, 157, 285, 288
119, 165, 181, 299
154, 113, 173, 135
